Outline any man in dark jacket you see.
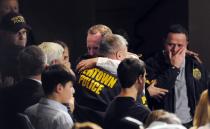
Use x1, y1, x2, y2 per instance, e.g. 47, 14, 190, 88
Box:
104, 58, 151, 129
74, 34, 128, 126
145, 24, 208, 128
0, 45, 46, 128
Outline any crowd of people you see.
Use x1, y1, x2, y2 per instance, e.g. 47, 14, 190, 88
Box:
0, 0, 210, 129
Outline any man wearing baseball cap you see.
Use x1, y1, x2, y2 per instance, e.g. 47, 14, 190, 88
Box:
0, 12, 30, 47
0, 12, 30, 87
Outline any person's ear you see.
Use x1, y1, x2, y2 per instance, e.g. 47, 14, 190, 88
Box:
137, 75, 144, 84
55, 83, 63, 93
116, 51, 123, 60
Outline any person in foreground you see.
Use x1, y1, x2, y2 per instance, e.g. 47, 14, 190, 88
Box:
104, 58, 151, 129
25, 64, 75, 129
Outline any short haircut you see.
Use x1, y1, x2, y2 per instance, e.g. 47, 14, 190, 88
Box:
73, 122, 102, 129
166, 24, 188, 41
117, 58, 145, 88
17, 45, 46, 78
157, 112, 181, 125
144, 110, 181, 127
54, 40, 68, 49
98, 34, 128, 57
88, 24, 112, 36
38, 42, 64, 65
41, 64, 75, 95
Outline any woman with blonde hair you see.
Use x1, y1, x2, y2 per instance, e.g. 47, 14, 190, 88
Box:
191, 90, 210, 129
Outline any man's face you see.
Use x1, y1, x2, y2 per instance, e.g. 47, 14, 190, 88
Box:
0, 0, 19, 18
86, 32, 102, 56
60, 81, 74, 104
4, 28, 27, 47
165, 33, 188, 56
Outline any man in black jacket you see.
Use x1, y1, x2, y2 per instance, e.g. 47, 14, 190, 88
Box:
104, 58, 151, 129
0, 45, 46, 128
145, 24, 208, 128
74, 34, 128, 126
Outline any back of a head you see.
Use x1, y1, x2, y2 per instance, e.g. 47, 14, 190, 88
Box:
117, 58, 145, 88
54, 40, 68, 49
120, 116, 144, 129
38, 42, 64, 65
157, 112, 181, 125
145, 110, 182, 129
88, 24, 112, 36
18, 45, 46, 78
72, 122, 102, 129
145, 110, 168, 128
98, 34, 128, 58
41, 64, 75, 96
193, 90, 210, 128
147, 121, 186, 129
146, 111, 185, 129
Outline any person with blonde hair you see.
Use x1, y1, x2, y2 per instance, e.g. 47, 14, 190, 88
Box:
145, 110, 182, 128
38, 42, 64, 65
72, 122, 102, 129
191, 90, 210, 129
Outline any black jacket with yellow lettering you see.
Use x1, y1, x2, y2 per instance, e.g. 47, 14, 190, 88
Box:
145, 51, 208, 117
74, 66, 121, 126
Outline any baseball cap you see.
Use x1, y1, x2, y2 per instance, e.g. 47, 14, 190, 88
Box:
0, 12, 31, 32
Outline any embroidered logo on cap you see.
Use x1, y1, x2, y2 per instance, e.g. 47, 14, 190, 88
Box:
11, 16, 25, 24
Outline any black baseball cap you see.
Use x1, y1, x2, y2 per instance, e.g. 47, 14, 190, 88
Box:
0, 12, 31, 32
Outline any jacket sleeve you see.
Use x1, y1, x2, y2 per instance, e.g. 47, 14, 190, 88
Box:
96, 57, 120, 75
146, 57, 180, 90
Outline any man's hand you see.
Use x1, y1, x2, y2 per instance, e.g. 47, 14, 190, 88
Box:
186, 50, 199, 57
76, 58, 98, 72
169, 47, 186, 68
147, 80, 168, 99
186, 50, 202, 64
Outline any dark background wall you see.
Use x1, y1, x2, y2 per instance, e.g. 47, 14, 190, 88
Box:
189, 0, 210, 71
19, 0, 188, 68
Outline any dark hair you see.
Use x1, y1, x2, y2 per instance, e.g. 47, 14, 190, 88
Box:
166, 24, 188, 41
117, 58, 145, 88
18, 45, 46, 78
41, 64, 75, 95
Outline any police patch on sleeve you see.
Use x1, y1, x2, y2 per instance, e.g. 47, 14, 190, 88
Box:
193, 68, 201, 80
